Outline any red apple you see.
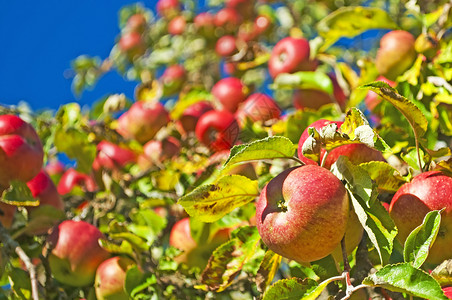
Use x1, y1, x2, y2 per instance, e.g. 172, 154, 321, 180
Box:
118, 31, 145, 57
292, 89, 334, 111
92, 140, 136, 171
375, 30, 416, 81
137, 136, 180, 169
178, 101, 214, 134
168, 15, 186, 35
443, 286, 452, 299
195, 110, 240, 151
57, 168, 97, 195
389, 171, 452, 264
194, 12, 215, 38
256, 165, 349, 263
116, 101, 170, 144
364, 76, 396, 112
125, 13, 147, 33
0, 114, 43, 186
214, 8, 242, 32
161, 64, 186, 96
26, 170, 64, 211
225, 0, 254, 20
235, 93, 281, 125
46, 220, 111, 287
94, 256, 135, 300
156, 0, 180, 18
44, 160, 65, 176
297, 119, 385, 169
268, 37, 312, 79
211, 77, 248, 113
215, 35, 238, 57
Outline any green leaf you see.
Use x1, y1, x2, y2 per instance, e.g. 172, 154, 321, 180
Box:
178, 175, 259, 223
222, 136, 297, 175
404, 210, 442, 268
256, 250, 282, 293
124, 266, 147, 297
431, 259, 452, 286
262, 278, 318, 300
99, 238, 134, 256
359, 161, 407, 193
8, 267, 32, 300
54, 126, 96, 174
109, 232, 149, 252
196, 226, 261, 292
271, 71, 333, 94
1, 181, 36, 206
317, 6, 398, 51
363, 263, 448, 300
128, 210, 167, 245
14, 205, 65, 237
302, 275, 342, 300
331, 156, 397, 265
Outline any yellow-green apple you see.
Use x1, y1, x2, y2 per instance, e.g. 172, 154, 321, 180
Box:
211, 77, 248, 113
46, 220, 111, 287
177, 101, 214, 134
168, 15, 186, 36
57, 168, 97, 195
156, 0, 180, 18
161, 64, 186, 96
375, 30, 416, 81
195, 110, 240, 151
137, 136, 180, 169
169, 218, 230, 268
215, 35, 238, 57
92, 140, 136, 171
297, 119, 385, 169
364, 76, 396, 112
256, 165, 349, 263
268, 37, 313, 79
0, 114, 43, 187
94, 256, 135, 300
389, 171, 452, 264
235, 93, 281, 125
26, 170, 64, 211
116, 101, 170, 144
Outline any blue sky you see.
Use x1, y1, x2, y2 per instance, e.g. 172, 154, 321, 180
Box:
0, 1, 157, 112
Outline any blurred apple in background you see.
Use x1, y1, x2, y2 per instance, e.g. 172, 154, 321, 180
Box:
57, 168, 97, 195
195, 110, 240, 151
95, 256, 136, 300
211, 77, 248, 113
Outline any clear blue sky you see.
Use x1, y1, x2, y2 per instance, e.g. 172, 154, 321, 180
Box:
0, 1, 157, 112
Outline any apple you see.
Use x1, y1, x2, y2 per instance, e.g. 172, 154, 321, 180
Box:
330, 209, 364, 262
44, 160, 65, 176
178, 101, 214, 134
195, 110, 240, 151
92, 140, 136, 171
125, 13, 147, 33
94, 256, 135, 300
169, 217, 230, 268
443, 286, 452, 299
46, 220, 111, 287
297, 119, 385, 169
0, 114, 43, 186
211, 77, 248, 113
57, 168, 97, 195
268, 37, 313, 79
137, 136, 180, 169
292, 89, 334, 111
116, 101, 170, 144
0, 202, 16, 228
214, 8, 242, 33
256, 165, 349, 263
364, 76, 396, 112
161, 64, 186, 96
389, 171, 452, 264
235, 93, 281, 125
415, 32, 439, 59
225, 0, 254, 20
156, 0, 180, 18
26, 170, 64, 211
215, 35, 238, 57
168, 15, 186, 35
118, 31, 145, 57
375, 30, 416, 81
194, 12, 215, 38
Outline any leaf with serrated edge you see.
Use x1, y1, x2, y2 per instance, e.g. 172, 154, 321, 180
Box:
262, 278, 318, 300
222, 136, 297, 175
331, 156, 397, 265
404, 210, 442, 268
359, 161, 407, 192
178, 175, 259, 223
256, 250, 282, 293
197, 226, 260, 292
363, 263, 448, 300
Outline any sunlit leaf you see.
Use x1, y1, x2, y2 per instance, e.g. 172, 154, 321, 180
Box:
256, 250, 282, 293
359, 161, 407, 192
271, 71, 333, 94
431, 259, 452, 286
1, 181, 36, 206
262, 278, 318, 300
170, 88, 212, 120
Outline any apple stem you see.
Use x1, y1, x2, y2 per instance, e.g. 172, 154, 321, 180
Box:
0, 224, 40, 300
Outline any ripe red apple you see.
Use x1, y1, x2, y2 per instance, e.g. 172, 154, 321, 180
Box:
94, 256, 135, 300
443, 286, 452, 299
46, 220, 111, 287
168, 15, 186, 35
161, 64, 186, 96
215, 35, 238, 57
0, 114, 43, 186
118, 32, 145, 57
235, 93, 281, 125
214, 8, 242, 32
297, 119, 385, 169
116, 101, 170, 144
375, 30, 416, 81
169, 217, 230, 268
178, 101, 214, 134
389, 171, 452, 264
57, 168, 97, 195
195, 110, 240, 151
268, 37, 313, 79
211, 77, 248, 113
156, 0, 180, 18
26, 170, 64, 211
92, 140, 136, 171
292, 89, 334, 111
125, 13, 147, 33
364, 76, 396, 112
137, 136, 180, 169
256, 165, 349, 263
